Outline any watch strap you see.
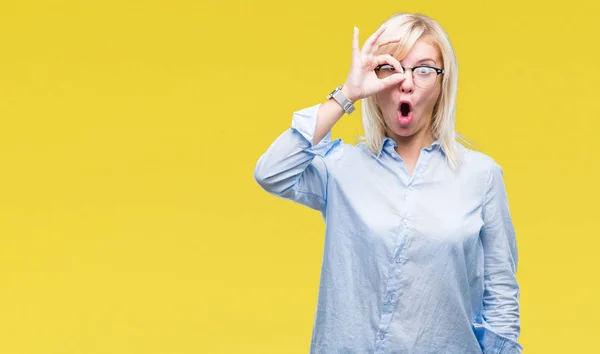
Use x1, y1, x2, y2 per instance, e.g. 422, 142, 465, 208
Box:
327, 85, 355, 114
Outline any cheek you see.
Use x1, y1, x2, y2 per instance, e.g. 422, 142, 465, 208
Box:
419, 88, 441, 112
375, 93, 396, 112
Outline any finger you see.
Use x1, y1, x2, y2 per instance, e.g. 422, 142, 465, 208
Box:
380, 72, 407, 88
361, 24, 387, 56
373, 36, 402, 53
376, 54, 404, 74
352, 26, 359, 55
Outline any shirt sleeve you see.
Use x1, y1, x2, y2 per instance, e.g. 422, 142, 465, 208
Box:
253, 103, 341, 215
474, 162, 523, 354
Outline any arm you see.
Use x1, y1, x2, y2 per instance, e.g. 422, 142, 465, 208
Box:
253, 99, 346, 213
475, 162, 523, 353
255, 24, 408, 213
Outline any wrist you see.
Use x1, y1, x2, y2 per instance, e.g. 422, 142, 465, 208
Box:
327, 84, 356, 114
341, 85, 358, 103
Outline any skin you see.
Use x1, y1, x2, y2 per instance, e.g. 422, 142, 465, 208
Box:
314, 25, 444, 176
375, 39, 443, 175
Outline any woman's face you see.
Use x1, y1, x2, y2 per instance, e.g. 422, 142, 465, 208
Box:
375, 39, 443, 142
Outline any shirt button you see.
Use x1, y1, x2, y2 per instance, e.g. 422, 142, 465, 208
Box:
379, 333, 385, 340
386, 295, 394, 302
395, 257, 401, 263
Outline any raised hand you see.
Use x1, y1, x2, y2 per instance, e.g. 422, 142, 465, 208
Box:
342, 25, 406, 102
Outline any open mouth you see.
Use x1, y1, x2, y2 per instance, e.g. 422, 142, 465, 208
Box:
397, 101, 413, 124
399, 101, 412, 117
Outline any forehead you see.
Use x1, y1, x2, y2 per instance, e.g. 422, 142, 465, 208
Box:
402, 39, 441, 65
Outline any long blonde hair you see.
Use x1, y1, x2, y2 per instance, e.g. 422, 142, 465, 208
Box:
361, 13, 466, 168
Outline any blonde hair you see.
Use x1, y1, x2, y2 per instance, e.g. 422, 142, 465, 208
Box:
361, 13, 467, 168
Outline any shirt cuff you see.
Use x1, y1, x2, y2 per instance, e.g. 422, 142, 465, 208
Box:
473, 321, 523, 354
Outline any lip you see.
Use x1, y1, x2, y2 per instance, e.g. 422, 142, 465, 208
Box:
396, 110, 412, 125
397, 100, 413, 125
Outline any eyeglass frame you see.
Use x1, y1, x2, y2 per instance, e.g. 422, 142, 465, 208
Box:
374, 64, 444, 89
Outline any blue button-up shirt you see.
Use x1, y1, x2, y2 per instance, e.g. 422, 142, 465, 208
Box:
254, 103, 522, 353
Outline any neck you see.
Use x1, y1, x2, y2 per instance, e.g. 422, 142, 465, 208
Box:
388, 128, 434, 163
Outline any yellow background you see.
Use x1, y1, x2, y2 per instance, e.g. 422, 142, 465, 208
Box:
0, 0, 598, 353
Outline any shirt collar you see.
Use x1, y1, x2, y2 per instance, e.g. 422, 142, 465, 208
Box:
378, 137, 443, 158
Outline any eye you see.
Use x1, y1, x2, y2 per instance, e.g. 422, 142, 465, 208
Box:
414, 67, 436, 75
376, 64, 395, 71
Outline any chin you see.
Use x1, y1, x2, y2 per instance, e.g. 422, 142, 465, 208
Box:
392, 128, 415, 138
388, 118, 419, 137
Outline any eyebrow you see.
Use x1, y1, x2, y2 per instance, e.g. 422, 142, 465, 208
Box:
412, 58, 437, 66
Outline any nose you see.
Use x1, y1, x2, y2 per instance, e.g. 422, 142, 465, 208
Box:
399, 72, 414, 94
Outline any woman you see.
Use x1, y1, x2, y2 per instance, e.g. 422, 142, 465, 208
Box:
254, 12, 522, 354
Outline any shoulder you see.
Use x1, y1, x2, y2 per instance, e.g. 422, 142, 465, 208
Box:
456, 144, 506, 195
458, 143, 503, 175
319, 138, 373, 162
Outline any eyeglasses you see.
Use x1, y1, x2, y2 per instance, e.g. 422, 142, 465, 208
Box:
374, 64, 444, 89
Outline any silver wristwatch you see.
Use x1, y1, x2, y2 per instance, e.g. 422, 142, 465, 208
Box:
327, 85, 355, 114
